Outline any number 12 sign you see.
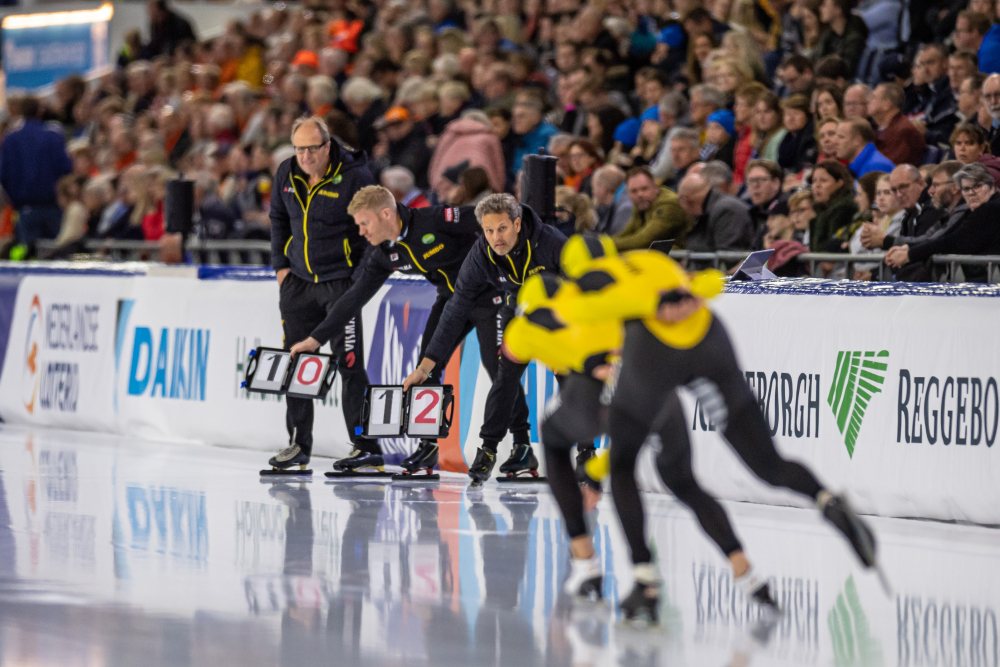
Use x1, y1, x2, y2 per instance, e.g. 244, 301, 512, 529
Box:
360, 385, 455, 438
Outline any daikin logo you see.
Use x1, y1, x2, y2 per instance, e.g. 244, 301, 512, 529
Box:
827, 350, 889, 458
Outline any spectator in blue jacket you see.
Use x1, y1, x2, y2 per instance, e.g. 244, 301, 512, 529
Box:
0, 96, 72, 244
836, 117, 895, 178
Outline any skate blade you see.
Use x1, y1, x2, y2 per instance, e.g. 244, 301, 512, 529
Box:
260, 467, 312, 477
391, 472, 440, 482
324, 470, 395, 479
497, 472, 547, 483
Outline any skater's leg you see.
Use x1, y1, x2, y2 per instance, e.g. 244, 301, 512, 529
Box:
540, 374, 604, 548
693, 320, 824, 498
607, 403, 656, 565
654, 391, 744, 559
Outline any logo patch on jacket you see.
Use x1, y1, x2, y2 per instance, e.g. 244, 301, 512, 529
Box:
444, 208, 460, 223
421, 233, 436, 244
316, 190, 339, 199
390, 253, 399, 261
422, 243, 444, 259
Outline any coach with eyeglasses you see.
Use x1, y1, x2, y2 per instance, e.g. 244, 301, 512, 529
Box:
266, 116, 377, 471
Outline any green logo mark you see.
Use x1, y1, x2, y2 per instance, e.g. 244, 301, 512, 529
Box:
421, 233, 436, 245
828, 350, 889, 458
828, 575, 883, 666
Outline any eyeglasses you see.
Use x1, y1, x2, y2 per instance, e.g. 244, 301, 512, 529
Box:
983, 92, 1000, 100
293, 141, 328, 155
960, 183, 990, 195
746, 177, 774, 186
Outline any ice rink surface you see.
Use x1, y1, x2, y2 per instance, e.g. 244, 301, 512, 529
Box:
0, 425, 997, 667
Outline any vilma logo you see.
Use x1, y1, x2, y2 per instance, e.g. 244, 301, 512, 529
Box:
827, 350, 889, 458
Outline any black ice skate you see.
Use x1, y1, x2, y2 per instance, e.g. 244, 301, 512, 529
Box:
620, 581, 660, 626
325, 449, 393, 479
393, 440, 440, 481
564, 556, 603, 602
261, 443, 312, 477
467, 447, 497, 486
497, 443, 546, 483
822, 494, 877, 568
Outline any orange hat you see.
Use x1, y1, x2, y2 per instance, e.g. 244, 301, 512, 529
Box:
375, 105, 410, 129
291, 50, 319, 69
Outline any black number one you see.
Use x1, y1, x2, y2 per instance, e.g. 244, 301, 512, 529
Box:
265, 353, 283, 381
379, 389, 393, 424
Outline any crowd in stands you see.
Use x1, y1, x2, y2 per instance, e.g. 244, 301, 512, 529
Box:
3, 0, 1000, 280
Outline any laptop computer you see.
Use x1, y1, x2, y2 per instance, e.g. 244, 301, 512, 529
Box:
649, 239, 675, 255
731, 249, 778, 281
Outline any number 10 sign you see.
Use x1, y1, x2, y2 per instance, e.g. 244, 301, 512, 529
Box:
242, 346, 338, 399
361, 385, 455, 438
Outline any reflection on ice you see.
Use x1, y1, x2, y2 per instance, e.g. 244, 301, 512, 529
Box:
0, 425, 998, 666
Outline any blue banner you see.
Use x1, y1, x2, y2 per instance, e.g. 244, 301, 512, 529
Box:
3, 15, 109, 91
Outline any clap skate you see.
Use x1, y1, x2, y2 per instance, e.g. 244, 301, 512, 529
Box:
467, 446, 497, 487
564, 556, 603, 603
324, 448, 393, 479
392, 439, 440, 481
620, 581, 660, 626
821, 493, 890, 592
497, 443, 547, 483
260, 443, 312, 477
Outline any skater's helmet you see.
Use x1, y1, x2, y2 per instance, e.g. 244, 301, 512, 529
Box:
560, 234, 617, 279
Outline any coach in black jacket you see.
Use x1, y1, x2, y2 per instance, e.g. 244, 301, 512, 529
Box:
268, 116, 375, 470
288, 185, 532, 471
404, 193, 567, 481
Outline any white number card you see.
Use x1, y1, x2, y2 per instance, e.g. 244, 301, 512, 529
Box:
406, 386, 446, 437
286, 354, 334, 398
364, 386, 405, 437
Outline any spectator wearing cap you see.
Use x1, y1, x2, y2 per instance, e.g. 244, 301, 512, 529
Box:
700, 109, 735, 166
428, 110, 505, 203
777, 94, 817, 173
372, 105, 432, 189
836, 118, 895, 178
291, 50, 320, 76
869, 82, 926, 167
613, 166, 690, 250
510, 93, 558, 185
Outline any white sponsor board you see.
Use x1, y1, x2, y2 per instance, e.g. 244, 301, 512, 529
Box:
2, 272, 999, 523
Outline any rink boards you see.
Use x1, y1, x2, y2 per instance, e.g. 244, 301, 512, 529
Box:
0, 264, 998, 524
